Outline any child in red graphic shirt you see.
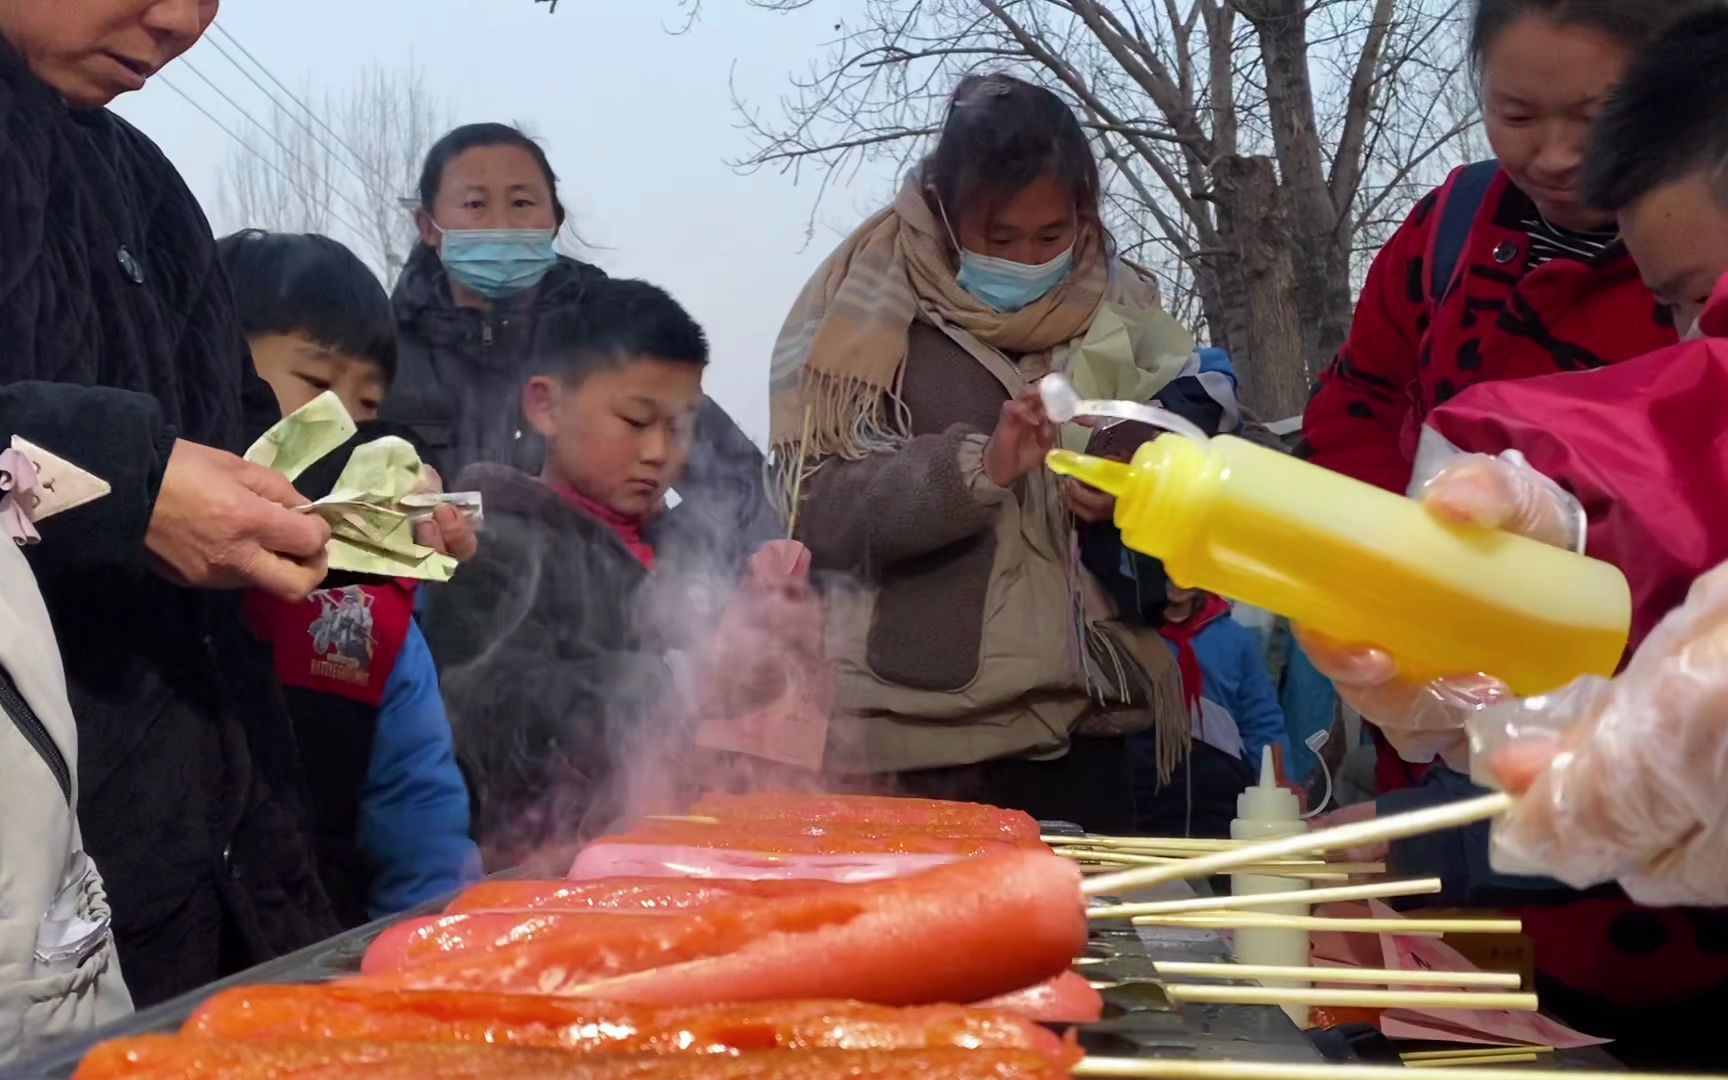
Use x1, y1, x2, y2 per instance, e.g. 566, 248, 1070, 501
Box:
220, 230, 480, 927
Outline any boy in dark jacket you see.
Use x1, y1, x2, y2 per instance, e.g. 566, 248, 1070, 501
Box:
220, 231, 479, 925
422, 279, 718, 869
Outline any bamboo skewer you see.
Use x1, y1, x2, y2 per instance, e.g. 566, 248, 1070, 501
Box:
1046, 834, 1248, 851
1161, 984, 1538, 1011
1057, 848, 1386, 875
1403, 1047, 1554, 1064
1151, 961, 1521, 989
1073, 1061, 1721, 1080
1135, 912, 1521, 934
1073, 861, 1368, 881
1082, 793, 1513, 896
785, 404, 815, 538
1404, 1056, 1540, 1069
1089, 878, 1440, 920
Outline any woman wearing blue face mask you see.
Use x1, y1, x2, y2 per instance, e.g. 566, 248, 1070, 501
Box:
384, 123, 597, 477
386, 124, 779, 556
770, 73, 1225, 833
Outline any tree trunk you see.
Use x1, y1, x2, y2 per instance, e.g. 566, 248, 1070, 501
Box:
1244, 0, 1352, 388
1212, 155, 1310, 421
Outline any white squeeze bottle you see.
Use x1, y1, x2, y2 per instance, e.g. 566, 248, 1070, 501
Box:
1230, 747, 1311, 1027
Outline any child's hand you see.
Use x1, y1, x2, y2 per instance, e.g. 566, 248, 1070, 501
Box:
414, 504, 479, 564
1062, 478, 1115, 524
1308, 800, 1390, 863
982, 389, 1057, 488
749, 539, 812, 582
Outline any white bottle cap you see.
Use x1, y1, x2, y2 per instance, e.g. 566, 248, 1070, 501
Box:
1237, 746, 1301, 823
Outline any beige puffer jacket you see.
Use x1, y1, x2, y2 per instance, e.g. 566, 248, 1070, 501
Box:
0, 540, 131, 1063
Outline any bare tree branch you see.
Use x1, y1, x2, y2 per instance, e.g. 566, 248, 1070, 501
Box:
711, 0, 1478, 418
217, 61, 452, 285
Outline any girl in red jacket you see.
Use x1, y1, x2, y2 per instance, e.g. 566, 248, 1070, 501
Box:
1303, 0, 1691, 790
1304, 0, 1688, 494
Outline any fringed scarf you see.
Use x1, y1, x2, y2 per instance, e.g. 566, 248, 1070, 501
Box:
768, 171, 1127, 495
768, 166, 1188, 779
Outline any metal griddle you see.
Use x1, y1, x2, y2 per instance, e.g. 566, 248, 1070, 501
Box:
5, 822, 1322, 1079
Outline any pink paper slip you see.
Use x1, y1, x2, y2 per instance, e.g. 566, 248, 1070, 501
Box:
694, 688, 829, 771
692, 541, 831, 770
1306, 901, 1610, 1049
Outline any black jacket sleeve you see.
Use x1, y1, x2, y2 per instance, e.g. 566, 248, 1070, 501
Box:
421, 515, 666, 845
1, 380, 173, 578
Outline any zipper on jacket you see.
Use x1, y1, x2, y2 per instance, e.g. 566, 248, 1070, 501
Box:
0, 666, 72, 807
481, 319, 495, 347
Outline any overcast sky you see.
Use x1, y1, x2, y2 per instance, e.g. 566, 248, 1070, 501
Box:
114, 0, 899, 444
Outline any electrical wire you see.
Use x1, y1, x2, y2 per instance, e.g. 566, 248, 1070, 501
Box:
200, 32, 376, 194
208, 23, 375, 183
155, 73, 373, 242
178, 59, 378, 230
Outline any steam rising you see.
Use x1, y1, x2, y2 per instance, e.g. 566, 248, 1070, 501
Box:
433, 424, 889, 875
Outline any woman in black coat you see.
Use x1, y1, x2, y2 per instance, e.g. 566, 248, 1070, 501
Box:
0, 3, 342, 1006
383, 123, 780, 559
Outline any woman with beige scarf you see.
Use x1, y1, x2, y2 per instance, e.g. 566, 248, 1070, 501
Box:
769, 73, 1202, 832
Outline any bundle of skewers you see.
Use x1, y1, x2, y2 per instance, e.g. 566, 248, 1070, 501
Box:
75, 791, 1725, 1079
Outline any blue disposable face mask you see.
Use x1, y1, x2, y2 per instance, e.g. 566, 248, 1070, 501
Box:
435, 225, 558, 299
956, 246, 1076, 312
935, 197, 1076, 312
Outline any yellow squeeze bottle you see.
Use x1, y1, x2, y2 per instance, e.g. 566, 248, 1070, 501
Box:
1047, 436, 1630, 694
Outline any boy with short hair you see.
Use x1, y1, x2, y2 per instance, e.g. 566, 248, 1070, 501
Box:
422, 279, 715, 867
219, 229, 397, 421
218, 230, 479, 925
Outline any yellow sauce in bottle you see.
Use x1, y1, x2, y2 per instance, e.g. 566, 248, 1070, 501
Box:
1048, 435, 1629, 693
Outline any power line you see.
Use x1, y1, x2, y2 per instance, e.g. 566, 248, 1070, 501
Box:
209, 23, 376, 186
178, 58, 379, 231
155, 73, 373, 242
200, 32, 376, 195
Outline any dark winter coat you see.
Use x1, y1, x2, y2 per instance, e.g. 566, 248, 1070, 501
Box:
385, 246, 608, 477
384, 247, 781, 561
421, 466, 694, 861
0, 40, 337, 1006
1302, 164, 1677, 495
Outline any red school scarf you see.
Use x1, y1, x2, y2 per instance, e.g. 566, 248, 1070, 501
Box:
544, 479, 656, 570
1157, 595, 1232, 713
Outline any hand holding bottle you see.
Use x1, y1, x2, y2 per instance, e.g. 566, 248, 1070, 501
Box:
1296, 450, 1584, 769
1472, 560, 1728, 906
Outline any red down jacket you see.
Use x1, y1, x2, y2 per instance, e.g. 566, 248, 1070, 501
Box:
1302, 163, 1678, 795
1407, 274, 1728, 1060
1303, 164, 1676, 495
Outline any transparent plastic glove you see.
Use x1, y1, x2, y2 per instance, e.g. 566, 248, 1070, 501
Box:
1469, 562, 1728, 906
1296, 447, 1584, 769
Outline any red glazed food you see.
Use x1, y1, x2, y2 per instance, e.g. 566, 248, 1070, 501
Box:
977, 972, 1105, 1025
183, 985, 1078, 1066
689, 793, 1043, 843
376, 850, 1087, 1008
444, 878, 843, 915
75, 1039, 1070, 1080
603, 821, 1032, 856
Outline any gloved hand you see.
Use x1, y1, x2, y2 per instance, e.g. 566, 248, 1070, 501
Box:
1296, 448, 1585, 769
1470, 562, 1728, 906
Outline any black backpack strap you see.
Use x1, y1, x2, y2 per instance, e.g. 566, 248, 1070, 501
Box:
1429, 161, 1500, 304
